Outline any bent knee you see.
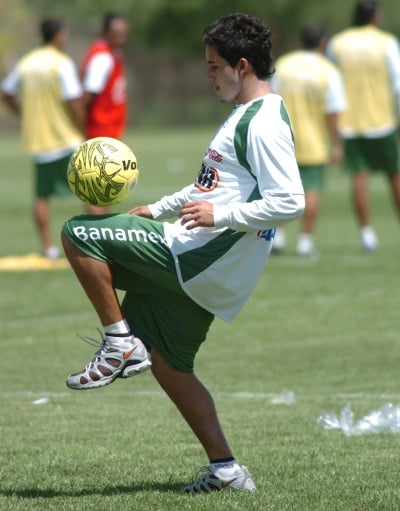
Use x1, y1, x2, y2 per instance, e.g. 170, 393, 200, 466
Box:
150, 349, 193, 385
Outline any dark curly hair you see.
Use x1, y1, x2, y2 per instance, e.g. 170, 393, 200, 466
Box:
202, 13, 274, 80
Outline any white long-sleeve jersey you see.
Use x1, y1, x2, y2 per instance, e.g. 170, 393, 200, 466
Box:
149, 93, 305, 322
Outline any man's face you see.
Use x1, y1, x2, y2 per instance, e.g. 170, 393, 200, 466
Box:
54, 28, 68, 49
205, 46, 242, 103
106, 19, 130, 49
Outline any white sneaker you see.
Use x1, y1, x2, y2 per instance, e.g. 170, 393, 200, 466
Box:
360, 226, 378, 252
182, 463, 256, 493
296, 234, 315, 256
272, 228, 286, 253
44, 246, 60, 260
66, 331, 151, 390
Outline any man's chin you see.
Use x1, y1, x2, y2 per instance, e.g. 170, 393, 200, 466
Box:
216, 93, 229, 103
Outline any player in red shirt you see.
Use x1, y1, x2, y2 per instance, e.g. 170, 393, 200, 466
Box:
81, 12, 129, 140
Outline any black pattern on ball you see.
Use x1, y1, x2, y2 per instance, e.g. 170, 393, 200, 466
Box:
67, 137, 139, 206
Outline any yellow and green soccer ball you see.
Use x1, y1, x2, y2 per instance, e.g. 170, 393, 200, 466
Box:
67, 137, 139, 207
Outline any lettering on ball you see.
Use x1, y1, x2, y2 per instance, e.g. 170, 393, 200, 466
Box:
122, 160, 137, 171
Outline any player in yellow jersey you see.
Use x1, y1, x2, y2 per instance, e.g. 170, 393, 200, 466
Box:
327, 0, 400, 251
1, 18, 87, 259
271, 22, 346, 256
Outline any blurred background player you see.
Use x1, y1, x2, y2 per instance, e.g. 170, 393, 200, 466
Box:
81, 12, 129, 140
80, 12, 130, 214
327, 0, 400, 251
1, 18, 85, 259
271, 22, 346, 256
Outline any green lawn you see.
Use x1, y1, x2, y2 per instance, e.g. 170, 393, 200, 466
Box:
0, 128, 400, 511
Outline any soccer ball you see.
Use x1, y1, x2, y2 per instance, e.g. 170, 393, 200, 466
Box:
67, 137, 139, 207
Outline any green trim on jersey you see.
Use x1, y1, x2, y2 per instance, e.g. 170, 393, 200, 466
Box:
234, 99, 263, 175
280, 100, 294, 142
178, 103, 268, 283
248, 183, 262, 201
177, 183, 261, 282
178, 229, 246, 282
177, 182, 261, 283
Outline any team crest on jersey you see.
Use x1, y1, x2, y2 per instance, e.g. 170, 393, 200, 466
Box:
195, 162, 220, 192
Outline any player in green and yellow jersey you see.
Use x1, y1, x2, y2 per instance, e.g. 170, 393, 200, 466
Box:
271, 22, 346, 256
327, 0, 400, 251
1, 18, 85, 258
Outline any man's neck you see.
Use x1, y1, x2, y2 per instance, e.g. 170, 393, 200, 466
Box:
236, 81, 273, 105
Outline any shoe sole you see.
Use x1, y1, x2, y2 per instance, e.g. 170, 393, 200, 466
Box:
66, 355, 151, 390
120, 358, 152, 378
66, 371, 120, 390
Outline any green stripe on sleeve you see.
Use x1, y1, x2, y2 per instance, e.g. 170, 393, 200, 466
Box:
234, 99, 263, 175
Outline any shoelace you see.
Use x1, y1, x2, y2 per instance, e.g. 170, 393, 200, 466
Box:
76, 328, 105, 350
195, 466, 211, 479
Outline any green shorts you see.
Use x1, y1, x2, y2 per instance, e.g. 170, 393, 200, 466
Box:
35, 154, 73, 198
344, 132, 399, 175
62, 213, 214, 372
298, 164, 325, 192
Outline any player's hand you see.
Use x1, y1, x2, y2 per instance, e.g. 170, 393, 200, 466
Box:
128, 205, 153, 218
179, 201, 214, 229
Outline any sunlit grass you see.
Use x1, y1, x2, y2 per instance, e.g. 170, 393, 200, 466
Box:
0, 128, 400, 511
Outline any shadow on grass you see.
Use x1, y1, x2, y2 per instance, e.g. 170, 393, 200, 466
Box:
0, 481, 185, 498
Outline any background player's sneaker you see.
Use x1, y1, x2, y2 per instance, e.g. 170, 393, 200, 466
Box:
296, 233, 316, 256
360, 226, 378, 252
66, 332, 151, 390
182, 463, 256, 493
44, 246, 60, 260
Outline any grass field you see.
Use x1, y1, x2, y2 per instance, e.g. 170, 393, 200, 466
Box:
0, 127, 400, 511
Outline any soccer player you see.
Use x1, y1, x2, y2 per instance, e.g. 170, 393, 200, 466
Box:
327, 0, 400, 251
61, 13, 305, 493
1, 18, 85, 259
80, 12, 129, 140
271, 22, 346, 256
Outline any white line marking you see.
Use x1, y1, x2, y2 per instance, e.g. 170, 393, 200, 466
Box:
1, 312, 93, 328
3, 390, 400, 401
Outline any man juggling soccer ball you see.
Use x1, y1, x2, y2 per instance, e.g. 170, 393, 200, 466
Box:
62, 13, 304, 493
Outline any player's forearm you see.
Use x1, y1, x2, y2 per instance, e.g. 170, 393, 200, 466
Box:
213, 193, 305, 231
326, 112, 343, 163
148, 185, 193, 219
1, 92, 20, 116
68, 97, 86, 134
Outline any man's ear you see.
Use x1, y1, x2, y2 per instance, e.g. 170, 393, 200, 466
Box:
237, 57, 250, 75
